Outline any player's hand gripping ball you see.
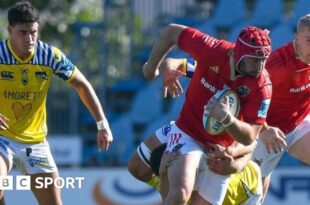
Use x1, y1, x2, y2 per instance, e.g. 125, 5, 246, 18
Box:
203, 88, 240, 135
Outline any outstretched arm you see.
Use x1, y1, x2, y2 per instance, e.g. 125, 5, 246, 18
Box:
143, 24, 187, 79
68, 69, 113, 151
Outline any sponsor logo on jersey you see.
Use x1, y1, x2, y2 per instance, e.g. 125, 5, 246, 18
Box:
35, 71, 48, 80
209, 66, 219, 73
200, 77, 217, 93
236, 86, 250, 97
0, 71, 14, 80
20, 68, 28, 85
26, 148, 53, 168
12, 102, 32, 122
258, 99, 270, 118
289, 82, 310, 93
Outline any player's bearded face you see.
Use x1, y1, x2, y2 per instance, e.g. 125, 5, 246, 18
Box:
8, 22, 38, 58
295, 28, 310, 64
239, 57, 266, 78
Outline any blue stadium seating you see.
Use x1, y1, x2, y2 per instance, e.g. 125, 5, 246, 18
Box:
142, 78, 189, 140
128, 79, 163, 125
227, 22, 250, 42
246, 0, 284, 28
109, 115, 136, 165
287, 0, 310, 28
270, 23, 294, 50
277, 153, 303, 167
196, 21, 218, 37
209, 0, 246, 29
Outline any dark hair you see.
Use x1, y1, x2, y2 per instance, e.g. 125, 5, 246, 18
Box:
8, 1, 39, 26
149, 143, 167, 177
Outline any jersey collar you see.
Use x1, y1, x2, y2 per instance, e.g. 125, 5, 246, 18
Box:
7, 39, 35, 64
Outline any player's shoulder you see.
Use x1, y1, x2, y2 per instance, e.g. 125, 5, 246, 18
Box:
267, 42, 294, 70
36, 40, 68, 64
0, 40, 12, 64
36, 40, 62, 56
0, 39, 6, 48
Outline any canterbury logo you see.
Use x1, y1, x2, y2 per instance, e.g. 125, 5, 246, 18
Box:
1, 71, 14, 80
35, 71, 48, 80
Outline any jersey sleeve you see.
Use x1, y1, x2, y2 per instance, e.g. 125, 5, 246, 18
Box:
240, 84, 272, 124
183, 58, 196, 78
50, 46, 76, 81
178, 27, 219, 63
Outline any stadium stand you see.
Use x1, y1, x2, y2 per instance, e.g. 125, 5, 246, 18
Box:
245, 0, 284, 28
208, 0, 247, 30
287, 0, 310, 28
270, 23, 294, 50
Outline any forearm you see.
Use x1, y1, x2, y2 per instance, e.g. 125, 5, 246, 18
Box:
223, 114, 261, 145
144, 24, 185, 79
227, 140, 257, 158
232, 153, 252, 173
79, 83, 105, 120
69, 71, 107, 122
159, 58, 184, 74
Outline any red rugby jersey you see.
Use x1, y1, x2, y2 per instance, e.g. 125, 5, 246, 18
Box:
175, 27, 272, 148
266, 42, 310, 133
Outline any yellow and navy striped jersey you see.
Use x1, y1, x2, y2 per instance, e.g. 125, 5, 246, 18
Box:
0, 39, 77, 143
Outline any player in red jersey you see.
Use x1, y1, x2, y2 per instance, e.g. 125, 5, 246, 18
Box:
142, 24, 272, 205
252, 14, 310, 202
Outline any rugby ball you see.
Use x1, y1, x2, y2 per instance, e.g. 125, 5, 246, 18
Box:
203, 88, 240, 135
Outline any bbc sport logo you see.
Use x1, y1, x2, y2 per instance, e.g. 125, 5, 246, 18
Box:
0, 175, 84, 190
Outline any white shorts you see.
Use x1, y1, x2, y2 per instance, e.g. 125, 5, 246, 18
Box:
155, 121, 173, 144
166, 123, 230, 205
137, 121, 172, 168
0, 136, 57, 174
252, 115, 310, 177
194, 167, 231, 205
